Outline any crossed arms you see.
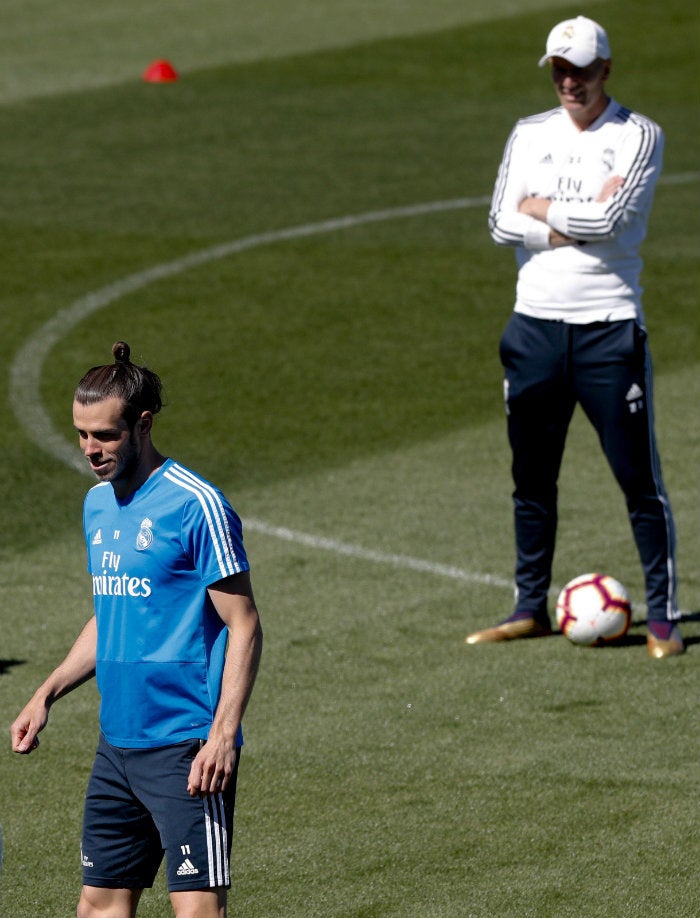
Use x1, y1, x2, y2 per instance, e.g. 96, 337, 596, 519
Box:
518, 174, 625, 247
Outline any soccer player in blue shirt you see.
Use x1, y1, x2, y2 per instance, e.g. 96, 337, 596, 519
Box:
11, 341, 263, 918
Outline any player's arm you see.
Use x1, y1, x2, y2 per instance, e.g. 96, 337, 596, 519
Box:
540, 121, 663, 244
489, 122, 566, 250
11, 615, 97, 754
489, 125, 538, 246
519, 176, 624, 216
187, 571, 263, 797
518, 176, 625, 246
516, 196, 574, 247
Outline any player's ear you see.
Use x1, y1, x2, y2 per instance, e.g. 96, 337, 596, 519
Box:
137, 412, 154, 435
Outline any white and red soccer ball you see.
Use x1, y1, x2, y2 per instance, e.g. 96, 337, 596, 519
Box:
556, 573, 632, 646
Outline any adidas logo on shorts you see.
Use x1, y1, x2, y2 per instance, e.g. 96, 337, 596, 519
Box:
177, 858, 200, 876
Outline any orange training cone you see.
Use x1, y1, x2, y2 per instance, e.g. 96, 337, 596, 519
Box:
143, 60, 179, 83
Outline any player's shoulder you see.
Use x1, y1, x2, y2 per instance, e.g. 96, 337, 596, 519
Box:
510, 107, 564, 140
161, 460, 229, 507
515, 106, 562, 129
163, 459, 218, 491
84, 480, 111, 506
606, 100, 663, 138
162, 461, 242, 548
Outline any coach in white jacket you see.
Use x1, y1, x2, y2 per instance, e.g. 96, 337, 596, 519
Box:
466, 16, 682, 657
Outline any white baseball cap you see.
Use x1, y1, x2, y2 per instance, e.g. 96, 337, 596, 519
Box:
538, 16, 611, 68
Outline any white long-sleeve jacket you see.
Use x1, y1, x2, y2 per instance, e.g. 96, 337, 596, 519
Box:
488, 98, 663, 323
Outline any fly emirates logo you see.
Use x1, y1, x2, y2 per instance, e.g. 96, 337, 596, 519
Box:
93, 550, 152, 598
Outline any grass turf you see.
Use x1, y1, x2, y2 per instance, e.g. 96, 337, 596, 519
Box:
1, 1, 699, 915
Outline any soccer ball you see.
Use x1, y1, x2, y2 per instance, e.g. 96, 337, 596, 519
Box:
555, 573, 632, 646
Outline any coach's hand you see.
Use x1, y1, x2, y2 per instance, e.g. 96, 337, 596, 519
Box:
597, 174, 624, 202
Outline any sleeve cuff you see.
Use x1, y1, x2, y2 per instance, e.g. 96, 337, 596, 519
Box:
544, 201, 569, 236
523, 219, 552, 251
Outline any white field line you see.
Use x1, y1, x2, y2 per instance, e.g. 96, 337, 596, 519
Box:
9, 176, 698, 592
9, 195, 490, 477
242, 518, 514, 588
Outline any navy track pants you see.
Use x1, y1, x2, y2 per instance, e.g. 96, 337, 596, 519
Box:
499, 312, 678, 622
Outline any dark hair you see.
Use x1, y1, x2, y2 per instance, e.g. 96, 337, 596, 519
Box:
74, 341, 164, 429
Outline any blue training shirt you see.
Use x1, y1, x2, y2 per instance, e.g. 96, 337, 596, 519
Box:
83, 459, 250, 749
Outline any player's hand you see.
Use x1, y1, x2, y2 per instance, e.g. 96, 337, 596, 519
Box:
187, 735, 236, 797
549, 229, 575, 248
10, 703, 47, 754
597, 174, 624, 202
518, 195, 550, 221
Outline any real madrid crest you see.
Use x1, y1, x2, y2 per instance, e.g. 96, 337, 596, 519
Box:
136, 518, 154, 551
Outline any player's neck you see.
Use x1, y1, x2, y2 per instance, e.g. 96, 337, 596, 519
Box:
112, 443, 166, 499
567, 94, 610, 131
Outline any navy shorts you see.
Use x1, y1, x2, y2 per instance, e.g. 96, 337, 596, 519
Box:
81, 734, 239, 891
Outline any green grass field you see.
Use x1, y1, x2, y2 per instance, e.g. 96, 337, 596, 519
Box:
1, 1, 699, 915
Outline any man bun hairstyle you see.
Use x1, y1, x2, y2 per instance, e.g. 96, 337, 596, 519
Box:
75, 341, 164, 429
112, 340, 131, 364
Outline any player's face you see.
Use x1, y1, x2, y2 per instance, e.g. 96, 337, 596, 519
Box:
73, 396, 142, 487
550, 56, 610, 128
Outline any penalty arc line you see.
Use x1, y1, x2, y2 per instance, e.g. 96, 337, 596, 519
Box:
9, 175, 698, 593
9, 194, 490, 479
10, 193, 512, 592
